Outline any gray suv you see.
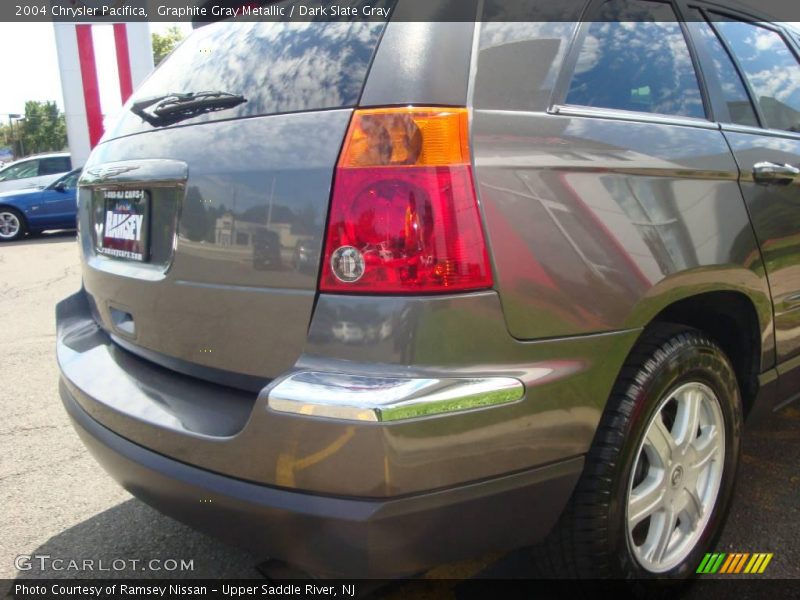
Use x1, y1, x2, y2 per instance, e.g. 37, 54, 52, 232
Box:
56, 0, 800, 580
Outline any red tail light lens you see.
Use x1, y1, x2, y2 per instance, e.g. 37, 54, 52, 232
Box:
320, 107, 493, 294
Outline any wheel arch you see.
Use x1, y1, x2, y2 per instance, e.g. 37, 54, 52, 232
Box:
0, 203, 28, 235
642, 290, 765, 418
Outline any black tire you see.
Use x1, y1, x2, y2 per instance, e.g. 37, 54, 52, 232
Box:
0, 207, 27, 241
535, 324, 742, 581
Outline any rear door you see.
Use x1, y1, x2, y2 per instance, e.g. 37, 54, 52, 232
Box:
78, 12, 391, 385
697, 13, 800, 387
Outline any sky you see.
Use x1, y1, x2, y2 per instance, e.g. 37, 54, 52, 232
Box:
0, 22, 192, 122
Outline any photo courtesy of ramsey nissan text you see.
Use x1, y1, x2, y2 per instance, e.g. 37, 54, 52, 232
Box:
1, 1, 799, 599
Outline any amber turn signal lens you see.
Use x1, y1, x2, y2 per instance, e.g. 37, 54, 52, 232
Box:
320, 106, 493, 294
338, 107, 470, 168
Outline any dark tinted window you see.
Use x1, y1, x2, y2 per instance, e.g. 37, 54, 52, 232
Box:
108, 6, 390, 137
692, 18, 758, 127
715, 20, 800, 132
565, 0, 705, 119
39, 156, 71, 175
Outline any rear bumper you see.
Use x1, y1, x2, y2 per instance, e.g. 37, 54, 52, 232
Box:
62, 381, 582, 577
56, 286, 641, 575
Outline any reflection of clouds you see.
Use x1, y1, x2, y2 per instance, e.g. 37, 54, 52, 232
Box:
107, 21, 382, 138
752, 28, 783, 51
717, 21, 800, 130
574, 34, 600, 74
749, 67, 800, 104
480, 22, 575, 50
566, 14, 704, 118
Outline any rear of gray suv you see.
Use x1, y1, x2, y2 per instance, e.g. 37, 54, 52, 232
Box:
57, 0, 800, 580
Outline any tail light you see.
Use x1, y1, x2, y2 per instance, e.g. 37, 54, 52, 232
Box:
320, 107, 493, 294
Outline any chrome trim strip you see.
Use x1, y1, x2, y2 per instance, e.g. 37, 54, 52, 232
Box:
721, 122, 800, 141
79, 159, 188, 187
268, 372, 525, 422
549, 104, 719, 130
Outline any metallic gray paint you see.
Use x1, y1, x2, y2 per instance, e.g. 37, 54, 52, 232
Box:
721, 127, 800, 365
58, 288, 639, 497
63, 384, 583, 578
471, 109, 774, 371
359, 21, 476, 107
78, 110, 351, 379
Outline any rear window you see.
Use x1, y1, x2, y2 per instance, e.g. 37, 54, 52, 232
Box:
714, 19, 800, 132
39, 156, 71, 175
564, 0, 705, 119
106, 6, 391, 138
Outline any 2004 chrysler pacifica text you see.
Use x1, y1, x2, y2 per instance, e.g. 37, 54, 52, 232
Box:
56, 0, 800, 580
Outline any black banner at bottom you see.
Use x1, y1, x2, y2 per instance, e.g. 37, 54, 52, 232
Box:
3, 579, 800, 600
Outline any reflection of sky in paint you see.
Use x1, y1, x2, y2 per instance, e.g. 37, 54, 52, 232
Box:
108, 16, 386, 137
565, 1, 704, 119
716, 20, 800, 131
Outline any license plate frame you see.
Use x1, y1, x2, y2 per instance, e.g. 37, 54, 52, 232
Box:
98, 189, 150, 262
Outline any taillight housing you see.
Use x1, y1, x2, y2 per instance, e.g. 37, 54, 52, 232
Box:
320, 107, 493, 294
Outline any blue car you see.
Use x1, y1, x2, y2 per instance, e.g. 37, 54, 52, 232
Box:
0, 167, 80, 241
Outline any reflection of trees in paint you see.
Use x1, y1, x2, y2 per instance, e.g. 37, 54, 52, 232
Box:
152, 25, 185, 66
181, 186, 213, 242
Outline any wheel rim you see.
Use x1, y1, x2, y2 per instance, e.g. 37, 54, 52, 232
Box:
0, 211, 20, 239
626, 381, 725, 573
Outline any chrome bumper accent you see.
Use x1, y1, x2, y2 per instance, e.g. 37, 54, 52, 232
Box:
267, 371, 525, 422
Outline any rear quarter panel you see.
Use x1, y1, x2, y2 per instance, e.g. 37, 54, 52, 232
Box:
472, 109, 773, 369
469, 18, 774, 370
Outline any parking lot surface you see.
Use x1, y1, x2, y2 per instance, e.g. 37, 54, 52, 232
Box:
1, 233, 797, 590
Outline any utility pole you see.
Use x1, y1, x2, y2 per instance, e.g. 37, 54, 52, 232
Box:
15, 118, 25, 158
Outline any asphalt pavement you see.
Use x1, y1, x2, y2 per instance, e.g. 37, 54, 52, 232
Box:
1, 232, 797, 594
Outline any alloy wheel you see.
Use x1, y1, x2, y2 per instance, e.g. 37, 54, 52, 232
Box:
626, 381, 725, 573
0, 211, 21, 239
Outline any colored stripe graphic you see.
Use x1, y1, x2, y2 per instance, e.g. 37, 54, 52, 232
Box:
720, 554, 736, 573
697, 553, 713, 573
734, 553, 750, 573
758, 554, 773, 573
745, 554, 759, 573
700, 552, 773, 574
697, 553, 727, 573
711, 553, 726, 573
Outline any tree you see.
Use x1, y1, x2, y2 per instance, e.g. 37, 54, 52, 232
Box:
1, 101, 67, 158
152, 25, 186, 66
